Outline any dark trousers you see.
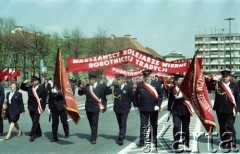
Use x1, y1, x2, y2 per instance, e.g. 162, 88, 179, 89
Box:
172, 113, 190, 147
29, 110, 42, 137
139, 111, 158, 143
115, 112, 129, 140
86, 111, 99, 141
216, 112, 236, 147
52, 109, 69, 139
0, 110, 3, 134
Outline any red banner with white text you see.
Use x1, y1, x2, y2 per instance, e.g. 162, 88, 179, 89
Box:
68, 48, 190, 73
105, 67, 144, 77
180, 53, 216, 134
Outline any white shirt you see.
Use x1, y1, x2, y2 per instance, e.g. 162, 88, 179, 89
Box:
9, 91, 15, 104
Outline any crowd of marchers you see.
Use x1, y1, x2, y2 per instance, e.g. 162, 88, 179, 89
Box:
0, 69, 239, 152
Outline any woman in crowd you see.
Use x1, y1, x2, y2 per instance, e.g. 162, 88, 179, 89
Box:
5, 82, 25, 140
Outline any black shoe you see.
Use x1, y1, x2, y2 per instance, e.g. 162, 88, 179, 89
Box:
29, 136, 35, 142
117, 139, 124, 146
64, 134, 69, 138
50, 138, 59, 142
91, 141, 96, 144
28, 133, 32, 136
137, 142, 144, 147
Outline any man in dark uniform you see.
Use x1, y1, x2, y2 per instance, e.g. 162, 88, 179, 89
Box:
214, 69, 239, 151
78, 73, 110, 144
0, 83, 5, 136
48, 85, 69, 142
112, 74, 135, 146
168, 74, 194, 151
20, 76, 47, 142
135, 70, 163, 147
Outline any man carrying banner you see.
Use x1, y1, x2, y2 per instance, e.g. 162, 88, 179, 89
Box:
112, 73, 135, 146
213, 69, 240, 150
134, 70, 163, 147
48, 85, 69, 142
20, 76, 47, 142
168, 74, 194, 151
78, 72, 110, 144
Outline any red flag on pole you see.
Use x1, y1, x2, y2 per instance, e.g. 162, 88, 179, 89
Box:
54, 48, 80, 124
180, 51, 216, 134
12, 68, 21, 78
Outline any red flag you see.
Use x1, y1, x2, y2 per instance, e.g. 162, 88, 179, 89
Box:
54, 48, 80, 124
12, 68, 21, 78
180, 52, 216, 134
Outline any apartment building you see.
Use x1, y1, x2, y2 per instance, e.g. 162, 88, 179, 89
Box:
195, 33, 240, 74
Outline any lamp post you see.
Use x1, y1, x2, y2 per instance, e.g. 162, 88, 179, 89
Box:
225, 17, 235, 72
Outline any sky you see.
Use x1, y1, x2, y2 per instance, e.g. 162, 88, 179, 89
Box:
1, 0, 240, 58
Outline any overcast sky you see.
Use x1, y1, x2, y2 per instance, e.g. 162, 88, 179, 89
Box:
1, 0, 240, 58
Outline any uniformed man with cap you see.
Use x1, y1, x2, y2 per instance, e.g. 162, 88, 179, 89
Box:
134, 70, 163, 147
214, 69, 240, 151
112, 73, 135, 146
20, 76, 47, 142
48, 85, 69, 142
78, 72, 111, 144
168, 74, 194, 151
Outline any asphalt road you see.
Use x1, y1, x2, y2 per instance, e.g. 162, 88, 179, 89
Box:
0, 89, 240, 154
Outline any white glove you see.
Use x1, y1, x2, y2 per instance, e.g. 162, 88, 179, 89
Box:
134, 107, 139, 112
48, 109, 51, 114
213, 75, 221, 81
51, 87, 58, 94
106, 76, 114, 86
154, 106, 160, 111
175, 92, 183, 99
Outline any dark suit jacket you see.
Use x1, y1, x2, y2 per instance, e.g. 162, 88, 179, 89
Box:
78, 82, 109, 112
0, 84, 4, 108
135, 80, 163, 112
213, 81, 240, 113
168, 86, 189, 116
113, 83, 135, 113
48, 88, 65, 111
6, 91, 25, 116
20, 82, 47, 112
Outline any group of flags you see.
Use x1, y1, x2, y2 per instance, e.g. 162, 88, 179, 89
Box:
0, 68, 21, 82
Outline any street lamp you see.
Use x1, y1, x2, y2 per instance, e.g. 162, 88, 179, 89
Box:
225, 17, 235, 72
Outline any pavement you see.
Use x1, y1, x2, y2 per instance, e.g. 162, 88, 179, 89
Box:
0, 90, 240, 153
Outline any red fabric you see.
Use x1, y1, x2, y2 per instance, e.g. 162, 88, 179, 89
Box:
180, 54, 216, 134
141, 81, 158, 100
219, 82, 238, 113
68, 48, 190, 73
12, 69, 21, 77
54, 48, 80, 124
105, 67, 144, 77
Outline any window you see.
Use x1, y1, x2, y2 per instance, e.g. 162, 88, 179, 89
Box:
211, 51, 218, 55
234, 36, 240, 40
210, 44, 218, 48
210, 37, 218, 41
211, 65, 218, 69
203, 37, 210, 42
195, 37, 202, 41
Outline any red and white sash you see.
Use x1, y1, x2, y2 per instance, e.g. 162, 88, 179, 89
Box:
219, 82, 238, 116
32, 86, 43, 114
173, 86, 195, 115
89, 85, 105, 110
141, 81, 158, 100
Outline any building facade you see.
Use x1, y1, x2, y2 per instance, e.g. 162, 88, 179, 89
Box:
195, 33, 240, 74
163, 51, 185, 62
